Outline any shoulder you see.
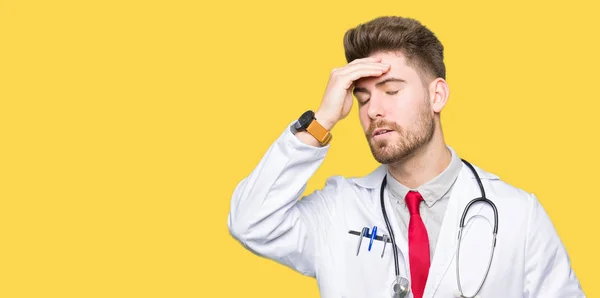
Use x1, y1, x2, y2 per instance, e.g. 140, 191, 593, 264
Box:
467, 161, 536, 204
298, 166, 385, 216
311, 165, 388, 196
465, 162, 547, 232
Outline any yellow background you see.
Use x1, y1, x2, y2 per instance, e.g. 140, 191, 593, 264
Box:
1, 0, 597, 297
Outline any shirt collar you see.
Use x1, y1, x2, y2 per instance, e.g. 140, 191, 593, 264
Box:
384, 146, 462, 207
349, 146, 499, 191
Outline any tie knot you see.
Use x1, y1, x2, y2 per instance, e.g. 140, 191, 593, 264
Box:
405, 191, 423, 215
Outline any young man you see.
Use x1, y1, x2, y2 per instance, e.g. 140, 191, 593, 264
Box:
227, 16, 584, 298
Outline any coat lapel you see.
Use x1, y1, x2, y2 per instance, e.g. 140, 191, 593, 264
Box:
423, 162, 488, 297
381, 182, 409, 270
351, 165, 409, 283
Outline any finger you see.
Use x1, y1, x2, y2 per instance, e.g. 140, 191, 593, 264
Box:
332, 61, 387, 76
336, 62, 390, 76
337, 62, 390, 74
341, 68, 389, 88
335, 65, 390, 83
348, 57, 382, 65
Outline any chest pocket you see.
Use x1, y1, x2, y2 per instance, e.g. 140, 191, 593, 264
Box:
342, 228, 399, 298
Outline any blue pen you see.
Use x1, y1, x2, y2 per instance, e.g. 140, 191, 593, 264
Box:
368, 226, 377, 251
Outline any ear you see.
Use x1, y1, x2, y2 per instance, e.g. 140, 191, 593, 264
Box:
428, 78, 449, 113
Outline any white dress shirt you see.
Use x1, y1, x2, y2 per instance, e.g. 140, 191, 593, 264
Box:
385, 146, 463, 261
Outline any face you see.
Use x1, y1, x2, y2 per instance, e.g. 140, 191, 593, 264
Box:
353, 51, 436, 164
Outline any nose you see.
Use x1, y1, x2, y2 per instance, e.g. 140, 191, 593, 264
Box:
367, 95, 385, 120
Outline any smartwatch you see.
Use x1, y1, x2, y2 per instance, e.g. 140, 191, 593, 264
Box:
293, 110, 332, 146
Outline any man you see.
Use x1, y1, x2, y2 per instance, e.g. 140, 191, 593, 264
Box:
227, 16, 584, 298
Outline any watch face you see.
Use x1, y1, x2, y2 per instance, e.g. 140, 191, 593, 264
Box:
298, 110, 315, 128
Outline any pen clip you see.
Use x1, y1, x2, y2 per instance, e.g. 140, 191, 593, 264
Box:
381, 234, 389, 258
368, 226, 377, 251
356, 227, 368, 256
348, 229, 391, 242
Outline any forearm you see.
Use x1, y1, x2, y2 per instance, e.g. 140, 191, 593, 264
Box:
227, 123, 330, 273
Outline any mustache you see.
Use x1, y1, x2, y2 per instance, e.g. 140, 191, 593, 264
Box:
366, 119, 402, 137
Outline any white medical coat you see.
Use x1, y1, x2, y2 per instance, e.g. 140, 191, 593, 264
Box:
227, 124, 585, 297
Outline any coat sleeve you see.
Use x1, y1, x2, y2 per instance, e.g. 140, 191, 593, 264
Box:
227, 122, 341, 277
523, 193, 586, 297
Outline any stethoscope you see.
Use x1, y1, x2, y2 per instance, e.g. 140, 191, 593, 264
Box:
380, 159, 498, 298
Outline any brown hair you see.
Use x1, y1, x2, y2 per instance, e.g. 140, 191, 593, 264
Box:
343, 16, 445, 83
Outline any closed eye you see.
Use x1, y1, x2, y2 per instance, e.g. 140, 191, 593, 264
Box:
386, 90, 399, 95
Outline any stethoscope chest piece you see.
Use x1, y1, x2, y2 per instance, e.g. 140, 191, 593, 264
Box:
390, 276, 410, 298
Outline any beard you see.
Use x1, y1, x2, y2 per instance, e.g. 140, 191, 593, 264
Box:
365, 98, 435, 164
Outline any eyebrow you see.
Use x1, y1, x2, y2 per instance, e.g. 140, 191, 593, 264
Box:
353, 78, 406, 95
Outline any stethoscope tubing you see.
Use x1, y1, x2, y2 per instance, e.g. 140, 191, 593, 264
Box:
380, 159, 499, 298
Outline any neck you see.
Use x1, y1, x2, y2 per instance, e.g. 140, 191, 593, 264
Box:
387, 132, 451, 189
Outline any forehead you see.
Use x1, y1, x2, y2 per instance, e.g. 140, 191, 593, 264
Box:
371, 51, 407, 64
354, 51, 420, 87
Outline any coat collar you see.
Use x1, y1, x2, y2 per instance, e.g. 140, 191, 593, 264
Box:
350, 159, 499, 190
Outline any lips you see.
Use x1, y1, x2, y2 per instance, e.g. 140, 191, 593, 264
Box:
373, 129, 394, 136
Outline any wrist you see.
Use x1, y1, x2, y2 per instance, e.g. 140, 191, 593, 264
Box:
314, 110, 337, 131
293, 110, 334, 147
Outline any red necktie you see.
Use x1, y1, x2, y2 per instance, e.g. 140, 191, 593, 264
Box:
405, 191, 430, 298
